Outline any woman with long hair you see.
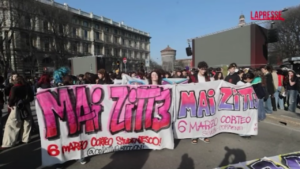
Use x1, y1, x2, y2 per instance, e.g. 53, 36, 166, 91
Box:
148, 70, 162, 85
253, 70, 267, 121
97, 69, 113, 84
214, 72, 224, 80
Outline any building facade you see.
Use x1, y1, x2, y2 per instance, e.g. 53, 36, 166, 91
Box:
175, 58, 192, 69
0, 0, 151, 76
161, 45, 176, 72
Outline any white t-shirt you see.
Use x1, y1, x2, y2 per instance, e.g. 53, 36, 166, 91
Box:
237, 81, 245, 85
197, 75, 214, 83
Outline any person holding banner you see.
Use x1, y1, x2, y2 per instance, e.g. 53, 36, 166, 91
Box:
148, 70, 162, 85
97, 69, 113, 84
190, 61, 213, 144
225, 63, 240, 85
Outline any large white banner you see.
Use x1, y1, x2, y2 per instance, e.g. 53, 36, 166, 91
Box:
36, 85, 175, 166
173, 81, 258, 139
35, 80, 259, 166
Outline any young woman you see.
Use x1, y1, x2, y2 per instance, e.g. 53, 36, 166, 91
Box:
97, 69, 113, 84
252, 70, 267, 121
214, 72, 224, 80
148, 70, 162, 85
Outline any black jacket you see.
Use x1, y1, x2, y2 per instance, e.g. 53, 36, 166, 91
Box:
265, 73, 275, 95
225, 73, 240, 85
9, 84, 34, 107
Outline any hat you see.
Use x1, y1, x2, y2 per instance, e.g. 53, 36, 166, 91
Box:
228, 63, 238, 69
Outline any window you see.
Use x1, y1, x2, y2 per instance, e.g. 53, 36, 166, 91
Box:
114, 49, 119, 57
129, 40, 131, 47
72, 18, 76, 24
72, 42, 78, 53
122, 49, 127, 56
114, 29, 118, 34
106, 48, 111, 56
83, 21, 88, 27
25, 16, 31, 28
104, 34, 110, 42
95, 32, 100, 40
95, 24, 100, 29
95, 44, 102, 55
83, 30, 89, 39
105, 27, 109, 32
122, 39, 125, 45
128, 51, 132, 58
59, 25, 64, 34
43, 21, 48, 31
83, 43, 89, 53
114, 36, 118, 43
44, 38, 50, 52
72, 27, 77, 37
134, 41, 137, 48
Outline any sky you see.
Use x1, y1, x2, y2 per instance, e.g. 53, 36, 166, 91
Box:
55, 0, 300, 64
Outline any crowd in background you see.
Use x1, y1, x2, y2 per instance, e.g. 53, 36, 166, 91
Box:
0, 61, 299, 168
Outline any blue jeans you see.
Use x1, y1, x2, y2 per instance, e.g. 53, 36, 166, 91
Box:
274, 86, 284, 110
264, 97, 273, 114
287, 90, 298, 112
258, 99, 266, 121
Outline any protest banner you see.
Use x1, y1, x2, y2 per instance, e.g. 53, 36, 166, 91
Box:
216, 151, 300, 169
36, 85, 174, 166
121, 74, 148, 85
173, 81, 258, 139
162, 78, 188, 85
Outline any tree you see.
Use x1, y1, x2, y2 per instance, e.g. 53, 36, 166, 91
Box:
13, 0, 43, 76
269, 5, 300, 62
0, 0, 20, 77
39, 4, 73, 68
149, 59, 162, 70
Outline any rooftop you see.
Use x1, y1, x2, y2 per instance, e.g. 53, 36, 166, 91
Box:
38, 0, 150, 37
161, 45, 176, 52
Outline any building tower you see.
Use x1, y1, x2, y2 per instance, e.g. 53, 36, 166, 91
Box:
161, 45, 176, 71
239, 14, 246, 27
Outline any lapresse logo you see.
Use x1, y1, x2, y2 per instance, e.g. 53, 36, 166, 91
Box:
250, 11, 285, 21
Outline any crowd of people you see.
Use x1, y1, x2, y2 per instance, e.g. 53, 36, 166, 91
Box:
0, 61, 299, 168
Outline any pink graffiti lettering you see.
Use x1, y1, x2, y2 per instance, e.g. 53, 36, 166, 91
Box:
219, 87, 256, 111
178, 89, 216, 119
109, 86, 172, 135
219, 87, 234, 111
36, 86, 104, 139
237, 87, 256, 111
